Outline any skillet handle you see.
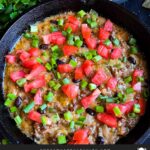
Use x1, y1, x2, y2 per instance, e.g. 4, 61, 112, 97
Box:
80, 0, 127, 4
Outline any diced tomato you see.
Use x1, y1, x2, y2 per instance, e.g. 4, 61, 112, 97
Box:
68, 15, 80, 26
70, 138, 90, 144
24, 75, 46, 92
110, 48, 122, 59
85, 37, 97, 49
81, 89, 100, 108
97, 113, 117, 128
62, 84, 79, 99
34, 89, 43, 105
133, 82, 142, 92
10, 70, 26, 82
73, 129, 89, 141
75, 67, 84, 80
97, 45, 110, 59
6, 55, 16, 64
57, 64, 73, 73
138, 98, 146, 116
28, 111, 41, 123
99, 28, 110, 40
42, 32, 66, 45
28, 48, 41, 57
26, 64, 46, 80
107, 77, 117, 90
81, 24, 92, 39
132, 69, 143, 85
16, 50, 30, 62
82, 60, 94, 76
124, 101, 136, 114
62, 45, 78, 56
104, 20, 113, 32
91, 69, 108, 86
64, 23, 78, 33
22, 58, 39, 69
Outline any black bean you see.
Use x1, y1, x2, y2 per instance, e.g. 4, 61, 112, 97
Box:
39, 44, 49, 50
95, 136, 105, 144
50, 20, 58, 25
37, 108, 46, 114
86, 108, 96, 116
56, 59, 65, 65
15, 96, 22, 107
72, 78, 81, 83
128, 56, 136, 65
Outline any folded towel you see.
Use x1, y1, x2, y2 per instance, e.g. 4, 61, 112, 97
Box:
142, 0, 150, 9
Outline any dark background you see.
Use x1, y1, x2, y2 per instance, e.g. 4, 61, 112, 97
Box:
0, 0, 150, 144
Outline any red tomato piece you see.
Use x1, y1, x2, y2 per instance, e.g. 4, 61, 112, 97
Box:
97, 45, 110, 59
132, 69, 143, 85
104, 20, 113, 32
68, 15, 80, 26
62, 45, 78, 56
6, 55, 16, 64
73, 129, 89, 141
81, 89, 100, 108
97, 113, 117, 128
75, 67, 84, 80
107, 77, 117, 90
26, 64, 46, 80
124, 101, 136, 114
85, 37, 97, 49
16, 50, 30, 62
91, 69, 108, 86
110, 48, 122, 59
64, 23, 78, 33
22, 58, 39, 69
62, 84, 79, 99
57, 64, 73, 73
42, 32, 66, 45
72, 138, 90, 144
10, 70, 26, 82
138, 98, 146, 116
34, 89, 43, 105
28, 48, 41, 57
28, 111, 41, 123
24, 75, 46, 92
81, 24, 92, 39
82, 60, 94, 76
99, 28, 110, 40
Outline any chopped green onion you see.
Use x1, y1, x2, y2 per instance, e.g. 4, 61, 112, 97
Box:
64, 111, 73, 122
4, 99, 14, 107
57, 135, 67, 144
113, 38, 120, 46
90, 21, 97, 28
23, 33, 32, 39
66, 27, 72, 34
52, 113, 60, 123
53, 83, 61, 90
30, 24, 38, 32
49, 80, 55, 88
90, 9, 98, 21
126, 87, 134, 94
124, 76, 132, 83
75, 39, 83, 47
106, 97, 115, 103
129, 37, 136, 46
45, 63, 52, 71
32, 39, 39, 48
40, 104, 47, 110
36, 57, 43, 64
138, 77, 144, 82
23, 101, 35, 113
83, 51, 92, 60
58, 19, 64, 26
128, 112, 137, 118
122, 56, 127, 63
104, 39, 111, 46
56, 72, 61, 79
88, 83, 97, 91
113, 106, 122, 117
10, 106, 18, 113
74, 36, 80, 41
62, 31, 67, 36
130, 46, 138, 54
78, 116, 86, 122
92, 55, 102, 62
16, 78, 27, 87
95, 106, 104, 113
75, 120, 83, 126
69, 59, 77, 67
44, 92, 54, 102
133, 104, 141, 113
51, 45, 59, 52
81, 80, 88, 89
49, 107, 55, 113
70, 121, 75, 129
14, 115, 22, 125
41, 116, 47, 125
63, 78, 70, 85
31, 89, 37, 94
76, 107, 84, 115
50, 26, 58, 32
7, 93, 17, 100
42, 51, 49, 57
143, 89, 149, 99
90, 50, 97, 56
77, 10, 86, 18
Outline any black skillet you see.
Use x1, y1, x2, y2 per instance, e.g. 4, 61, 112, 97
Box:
0, 0, 150, 144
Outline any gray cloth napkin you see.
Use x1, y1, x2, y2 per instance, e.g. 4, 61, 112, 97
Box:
143, 0, 150, 9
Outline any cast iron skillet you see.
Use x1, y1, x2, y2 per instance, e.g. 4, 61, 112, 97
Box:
0, 0, 150, 144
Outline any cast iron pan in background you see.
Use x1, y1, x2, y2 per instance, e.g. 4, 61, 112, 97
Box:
0, 0, 150, 144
